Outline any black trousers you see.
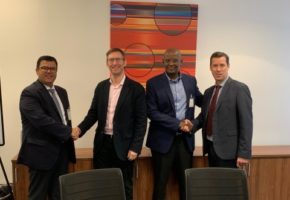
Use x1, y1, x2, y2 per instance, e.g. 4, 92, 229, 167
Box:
151, 135, 192, 200
207, 139, 237, 168
93, 135, 134, 200
28, 148, 69, 200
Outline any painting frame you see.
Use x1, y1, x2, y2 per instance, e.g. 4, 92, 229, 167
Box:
0, 79, 5, 146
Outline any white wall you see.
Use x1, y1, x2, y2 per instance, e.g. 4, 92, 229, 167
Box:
0, 0, 290, 183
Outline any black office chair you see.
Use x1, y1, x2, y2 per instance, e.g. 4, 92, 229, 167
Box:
59, 168, 126, 200
185, 168, 248, 200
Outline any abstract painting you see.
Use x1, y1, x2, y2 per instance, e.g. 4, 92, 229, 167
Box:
111, 1, 198, 86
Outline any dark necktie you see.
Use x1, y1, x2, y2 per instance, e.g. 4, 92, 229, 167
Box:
49, 89, 65, 124
206, 85, 221, 136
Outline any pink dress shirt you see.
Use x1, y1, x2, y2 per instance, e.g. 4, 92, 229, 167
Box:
104, 76, 125, 135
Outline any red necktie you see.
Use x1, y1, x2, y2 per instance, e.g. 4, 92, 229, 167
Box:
206, 85, 221, 136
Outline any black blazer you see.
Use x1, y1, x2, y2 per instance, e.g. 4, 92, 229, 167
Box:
78, 77, 147, 161
17, 80, 76, 170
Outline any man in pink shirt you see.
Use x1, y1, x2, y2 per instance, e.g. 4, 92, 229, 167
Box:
73, 48, 147, 200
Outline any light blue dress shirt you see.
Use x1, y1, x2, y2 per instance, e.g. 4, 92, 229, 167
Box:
166, 73, 187, 121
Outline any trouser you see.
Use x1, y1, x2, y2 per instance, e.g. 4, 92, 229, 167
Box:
28, 149, 68, 200
207, 139, 237, 168
151, 135, 192, 200
93, 134, 134, 200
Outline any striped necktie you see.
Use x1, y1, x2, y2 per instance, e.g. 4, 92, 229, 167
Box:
49, 88, 65, 124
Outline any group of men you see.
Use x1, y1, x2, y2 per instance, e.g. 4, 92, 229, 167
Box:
17, 48, 253, 200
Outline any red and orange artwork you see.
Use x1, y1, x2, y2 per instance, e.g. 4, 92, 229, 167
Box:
111, 1, 198, 86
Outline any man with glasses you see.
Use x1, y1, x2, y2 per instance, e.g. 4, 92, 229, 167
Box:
146, 48, 203, 200
17, 55, 76, 200
73, 48, 147, 200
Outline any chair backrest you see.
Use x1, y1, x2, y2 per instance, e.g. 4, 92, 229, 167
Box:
185, 168, 248, 200
59, 168, 126, 200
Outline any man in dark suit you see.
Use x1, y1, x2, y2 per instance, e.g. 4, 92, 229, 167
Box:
146, 48, 203, 200
17, 55, 76, 200
73, 48, 147, 200
194, 51, 253, 168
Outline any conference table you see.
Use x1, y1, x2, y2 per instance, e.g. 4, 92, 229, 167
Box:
12, 146, 290, 200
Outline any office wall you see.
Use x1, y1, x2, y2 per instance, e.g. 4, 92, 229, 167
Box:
0, 0, 290, 183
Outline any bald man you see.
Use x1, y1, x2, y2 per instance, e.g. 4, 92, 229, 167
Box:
146, 48, 203, 200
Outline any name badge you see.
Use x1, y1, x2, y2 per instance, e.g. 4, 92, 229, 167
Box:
67, 108, 72, 120
189, 95, 194, 108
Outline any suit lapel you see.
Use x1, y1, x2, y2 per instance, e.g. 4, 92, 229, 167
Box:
161, 74, 175, 111
181, 76, 191, 104
204, 86, 215, 117
216, 77, 232, 111
114, 77, 129, 115
36, 81, 52, 102
36, 81, 59, 114
102, 80, 110, 120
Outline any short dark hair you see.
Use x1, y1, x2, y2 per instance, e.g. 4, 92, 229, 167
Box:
36, 55, 58, 69
106, 48, 125, 58
210, 51, 229, 65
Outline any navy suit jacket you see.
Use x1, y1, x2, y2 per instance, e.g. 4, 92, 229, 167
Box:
146, 73, 202, 154
194, 77, 253, 159
17, 80, 76, 170
78, 77, 147, 161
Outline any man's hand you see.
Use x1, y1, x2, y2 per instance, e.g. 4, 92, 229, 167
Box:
71, 127, 81, 141
127, 150, 138, 161
236, 157, 249, 167
179, 119, 193, 133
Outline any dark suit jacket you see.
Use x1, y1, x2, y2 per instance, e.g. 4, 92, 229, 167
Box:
194, 77, 253, 160
146, 73, 203, 154
17, 80, 76, 170
78, 77, 147, 161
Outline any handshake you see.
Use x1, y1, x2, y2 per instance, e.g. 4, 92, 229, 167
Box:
71, 127, 81, 141
179, 119, 193, 133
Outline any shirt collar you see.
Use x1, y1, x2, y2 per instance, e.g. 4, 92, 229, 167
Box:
43, 84, 55, 90
109, 75, 126, 86
165, 72, 182, 82
217, 76, 229, 87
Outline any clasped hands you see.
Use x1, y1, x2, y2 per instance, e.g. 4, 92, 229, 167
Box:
71, 127, 81, 141
179, 119, 193, 133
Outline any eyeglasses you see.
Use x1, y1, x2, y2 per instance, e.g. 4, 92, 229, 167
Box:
40, 66, 57, 72
107, 57, 124, 63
